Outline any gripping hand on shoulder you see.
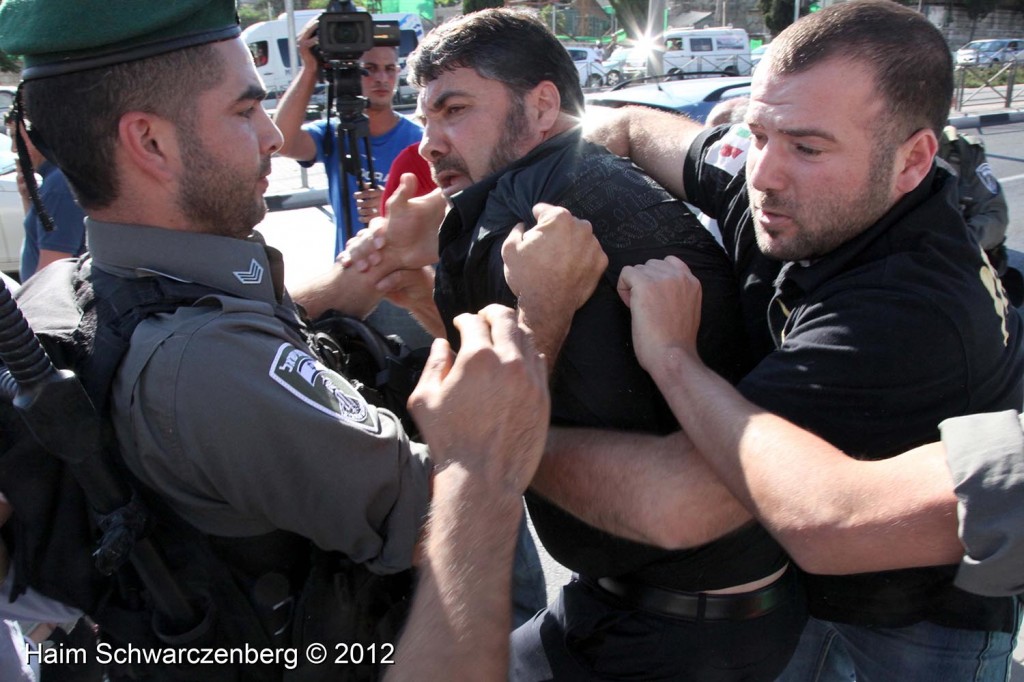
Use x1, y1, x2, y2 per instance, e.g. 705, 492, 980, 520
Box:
502, 203, 608, 370
617, 256, 702, 372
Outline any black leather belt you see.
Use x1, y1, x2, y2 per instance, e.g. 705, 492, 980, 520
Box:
587, 566, 796, 622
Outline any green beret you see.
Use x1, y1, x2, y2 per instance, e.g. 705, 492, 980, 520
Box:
0, 0, 240, 80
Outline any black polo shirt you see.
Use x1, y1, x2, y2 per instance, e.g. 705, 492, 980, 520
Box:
434, 128, 786, 590
685, 124, 1024, 631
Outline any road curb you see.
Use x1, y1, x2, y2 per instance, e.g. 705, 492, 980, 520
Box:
949, 110, 1024, 129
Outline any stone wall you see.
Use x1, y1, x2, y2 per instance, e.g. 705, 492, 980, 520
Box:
924, 4, 1024, 49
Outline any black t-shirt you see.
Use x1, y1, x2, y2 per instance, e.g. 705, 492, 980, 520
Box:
434, 129, 786, 590
685, 124, 1024, 631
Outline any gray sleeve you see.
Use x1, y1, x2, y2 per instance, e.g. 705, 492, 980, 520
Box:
0, 567, 82, 624
960, 154, 1009, 251
940, 410, 1024, 596
119, 310, 432, 575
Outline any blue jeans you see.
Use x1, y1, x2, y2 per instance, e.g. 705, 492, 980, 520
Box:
511, 513, 547, 629
776, 608, 1023, 682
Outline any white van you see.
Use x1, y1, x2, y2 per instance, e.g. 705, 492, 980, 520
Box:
243, 10, 425, 104
661, 27, 751, 77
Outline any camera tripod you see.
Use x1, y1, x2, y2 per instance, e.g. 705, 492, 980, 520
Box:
322, 63, 379, 246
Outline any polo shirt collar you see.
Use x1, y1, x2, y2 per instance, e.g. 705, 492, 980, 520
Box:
86, 219, 288, 305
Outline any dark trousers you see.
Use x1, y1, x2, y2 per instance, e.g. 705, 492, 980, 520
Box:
510, 574, 807, 681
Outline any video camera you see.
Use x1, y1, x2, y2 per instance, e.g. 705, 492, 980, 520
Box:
315, 0, 400, 65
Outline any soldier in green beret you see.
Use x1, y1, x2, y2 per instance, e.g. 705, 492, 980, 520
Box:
0, 1, 605, 679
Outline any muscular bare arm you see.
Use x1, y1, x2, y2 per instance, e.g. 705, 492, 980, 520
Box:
386, 307, 549, 681
531, 427, 753, 549
617, 257, 962, 574
290, 260, 383, 321
583, 105, 703, 198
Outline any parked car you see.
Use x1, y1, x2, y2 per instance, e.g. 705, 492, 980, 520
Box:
0, 133, 24, 276
0, 86, 15, 121
956, 39, 1024, 66
585, 75, 751, 124
603, 46, 641, 87
566, 46, 607, 88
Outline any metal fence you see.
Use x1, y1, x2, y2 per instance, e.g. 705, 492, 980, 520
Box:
955, 62, 1024, 110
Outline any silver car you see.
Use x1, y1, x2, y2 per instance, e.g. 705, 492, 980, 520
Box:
566, 46, 607, 88
956, 39, 1024, 66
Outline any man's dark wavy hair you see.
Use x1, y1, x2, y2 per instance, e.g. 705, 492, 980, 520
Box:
408, 8, 585, 117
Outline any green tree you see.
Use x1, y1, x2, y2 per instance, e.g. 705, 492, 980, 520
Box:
758, 0, 795, 36
539, 5, 565, 36
964, 0, 997, 21
239, 5, 270, 28
463, 0, 504, 13
962, 0, 997, 43
607, 0, 648, 38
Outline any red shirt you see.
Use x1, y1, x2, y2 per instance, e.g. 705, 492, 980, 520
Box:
380, 143, 435, 216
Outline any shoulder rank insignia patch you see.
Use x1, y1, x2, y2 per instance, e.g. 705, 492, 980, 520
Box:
269, 342, 379, 432
976, 162, 999, 195
706, 123, 751, 177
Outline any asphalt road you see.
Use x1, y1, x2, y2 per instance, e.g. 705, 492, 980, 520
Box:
258, 120, 1024, 677
969, 121, 1024, 251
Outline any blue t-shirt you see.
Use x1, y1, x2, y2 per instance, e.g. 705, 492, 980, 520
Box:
302, 115, 423, 254
21, 162, 86, 280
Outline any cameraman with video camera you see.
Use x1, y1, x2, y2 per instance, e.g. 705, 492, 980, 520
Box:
274, 10, 421, 258
276, 4, 436, 354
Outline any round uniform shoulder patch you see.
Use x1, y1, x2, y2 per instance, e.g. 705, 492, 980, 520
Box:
269, 342, 379, 432
976, 162, 999, 195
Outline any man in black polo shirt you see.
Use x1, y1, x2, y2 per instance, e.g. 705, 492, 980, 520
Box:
349, 7, 807, 681
533, 1, 1023, 680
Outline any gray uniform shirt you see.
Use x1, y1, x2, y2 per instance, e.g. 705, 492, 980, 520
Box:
89, 219, 431, 575
941, 409, 1024, 597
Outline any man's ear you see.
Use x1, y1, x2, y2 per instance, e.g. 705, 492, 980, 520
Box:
529, 81, 562, 133
894, 128, 938, 195
118, 111, 181, 184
